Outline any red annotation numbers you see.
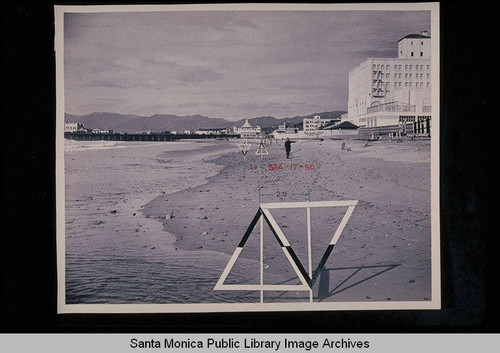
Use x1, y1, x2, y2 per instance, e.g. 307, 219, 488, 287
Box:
267, 163, 315, 171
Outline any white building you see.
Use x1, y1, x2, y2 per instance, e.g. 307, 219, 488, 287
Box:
233, 119, 262, 139
346, 31, 432, 135
195, 127, 231, 135
64, 122, 85, 132
303, 115, 340, 133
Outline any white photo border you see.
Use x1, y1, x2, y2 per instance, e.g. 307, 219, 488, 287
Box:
55, 2, 440, 314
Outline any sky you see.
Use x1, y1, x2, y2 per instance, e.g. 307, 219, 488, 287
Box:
64, 8, 430, 121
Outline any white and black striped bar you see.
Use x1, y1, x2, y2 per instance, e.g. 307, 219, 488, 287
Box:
214, 209, 262, 290
309, 204, 357, 286
309, 244, 335, 286
238, 209, 263, 247
260, 208, 311, 286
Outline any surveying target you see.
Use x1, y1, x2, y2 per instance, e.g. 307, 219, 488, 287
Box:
255, 140, 269, 156
214, 200, 358, 303
238, 142, 251, 154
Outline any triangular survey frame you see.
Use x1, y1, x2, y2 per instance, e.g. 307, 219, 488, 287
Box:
214, 200, 358, 299
255, 140, 269, 156
238, 142, 251, 156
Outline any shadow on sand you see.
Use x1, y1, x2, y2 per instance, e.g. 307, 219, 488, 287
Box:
260, 263, 400, 302
316, 264, 400, 302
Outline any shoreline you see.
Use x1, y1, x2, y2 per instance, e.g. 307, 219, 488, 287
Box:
64, 139, 254, 304
142, 138, 432, 302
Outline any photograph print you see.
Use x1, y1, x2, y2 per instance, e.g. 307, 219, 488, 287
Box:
55, 3, 440, 313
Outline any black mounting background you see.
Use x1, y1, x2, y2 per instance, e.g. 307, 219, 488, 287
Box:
1, 0, 498, 333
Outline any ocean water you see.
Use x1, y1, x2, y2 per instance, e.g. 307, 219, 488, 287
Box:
64, 140, 261, 304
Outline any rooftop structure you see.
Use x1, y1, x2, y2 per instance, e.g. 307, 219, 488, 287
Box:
234, 119, 262, 138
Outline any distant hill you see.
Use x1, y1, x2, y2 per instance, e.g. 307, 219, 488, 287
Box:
231, 116, 282, 129
65, 110, 346, 133
65, 112, 232, 133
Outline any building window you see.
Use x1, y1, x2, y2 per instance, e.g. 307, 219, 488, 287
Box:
409, 82, 412, 88
427, 73, 430, 79
405, 65, 408, 70
400, 50, 402, 55
411, 52, 414, 57
421, 41, 424, 45
420, 52, 423, 57
372, 64, 376, 70
394, 82, 397, 87
405, 73, 408, 79
381, 65, 385, 70
386, 65, 390, 70
411, 41, 413, 45
409, 73, 412, 79
405, 82, 408, 87
409, 65, 412, 70
386, 73, 390, 78
427, 65, 430, 70
399, 82, 402, 87
427, 82, 430, 88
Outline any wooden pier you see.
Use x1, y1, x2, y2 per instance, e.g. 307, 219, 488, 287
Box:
64, 132, 240, 142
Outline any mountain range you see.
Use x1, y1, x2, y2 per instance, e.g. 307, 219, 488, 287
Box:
65, 111, 346, 133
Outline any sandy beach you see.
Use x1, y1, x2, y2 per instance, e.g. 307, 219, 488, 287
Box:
64, 140, 263, 304
143, 137, 432, 303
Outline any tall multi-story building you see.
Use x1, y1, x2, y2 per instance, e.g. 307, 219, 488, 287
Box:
346, 31, 432, 135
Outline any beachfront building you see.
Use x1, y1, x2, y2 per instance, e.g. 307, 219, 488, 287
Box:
64, 122, 85, 132
195, 127, 231, 135
233, 119, 262, 139
303, 115, 340, 133
345, 31, 432, 136
321, 120, 359, 137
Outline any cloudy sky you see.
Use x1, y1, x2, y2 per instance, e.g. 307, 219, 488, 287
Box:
64, 8, 430, 120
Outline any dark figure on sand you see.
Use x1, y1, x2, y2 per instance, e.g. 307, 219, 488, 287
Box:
285, 138, 295, 159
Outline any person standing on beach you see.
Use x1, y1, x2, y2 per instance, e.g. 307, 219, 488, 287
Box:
284, 138, 295, 159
